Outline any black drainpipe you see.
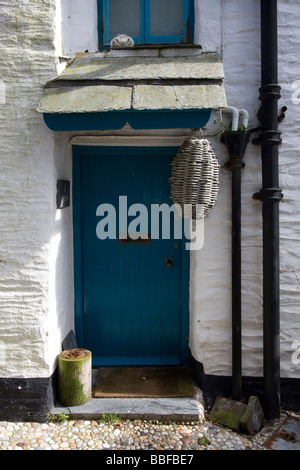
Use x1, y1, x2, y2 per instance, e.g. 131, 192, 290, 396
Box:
224, 131, 251, 401
253, 0, 283, 419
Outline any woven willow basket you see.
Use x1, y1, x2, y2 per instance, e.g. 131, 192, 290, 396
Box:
170, 135, 220, 219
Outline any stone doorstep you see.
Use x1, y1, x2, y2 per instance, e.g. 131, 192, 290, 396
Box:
52, 368, 200, 422
51, 397, 200, 423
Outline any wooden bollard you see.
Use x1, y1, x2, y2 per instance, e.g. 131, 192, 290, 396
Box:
58, 349, 92, 407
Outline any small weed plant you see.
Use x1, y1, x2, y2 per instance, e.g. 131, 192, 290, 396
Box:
98, 413, 121, 425
47, 412, 69, 423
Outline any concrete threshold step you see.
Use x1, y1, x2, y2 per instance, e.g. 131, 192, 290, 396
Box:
51, 397, 200, 422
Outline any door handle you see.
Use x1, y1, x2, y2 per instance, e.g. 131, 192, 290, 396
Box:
165, 257, 173, 268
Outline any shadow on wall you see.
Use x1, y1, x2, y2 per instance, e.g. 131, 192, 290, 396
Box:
48, 176, 74, 376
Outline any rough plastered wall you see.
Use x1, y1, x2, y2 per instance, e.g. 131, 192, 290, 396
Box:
190, 0, 300, 380
277, 0, 300, 379
0, 0, 73, 379
190, 0, 263, 377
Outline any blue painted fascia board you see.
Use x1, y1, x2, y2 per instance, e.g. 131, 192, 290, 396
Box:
44, 109, 213, 132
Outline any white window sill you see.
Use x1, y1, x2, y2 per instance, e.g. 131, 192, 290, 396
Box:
75, 44, 203, 59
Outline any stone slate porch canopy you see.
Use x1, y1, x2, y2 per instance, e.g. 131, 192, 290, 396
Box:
37, 50, 227, 131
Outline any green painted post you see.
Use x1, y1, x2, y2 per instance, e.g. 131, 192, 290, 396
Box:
58, 349, 92, 407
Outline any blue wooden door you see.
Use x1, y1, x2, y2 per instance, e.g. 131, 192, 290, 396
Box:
73, 146, 189, 366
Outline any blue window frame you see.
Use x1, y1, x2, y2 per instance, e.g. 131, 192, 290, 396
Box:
98, 0, 194, 48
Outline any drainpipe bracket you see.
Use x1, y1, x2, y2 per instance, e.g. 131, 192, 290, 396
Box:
252, 130, 282, 147
253, 187, 283, 203
259, 84, 281, 102
278, 105, 288, 123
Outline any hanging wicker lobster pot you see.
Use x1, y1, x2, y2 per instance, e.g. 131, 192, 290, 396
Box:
170, 132, 220, 220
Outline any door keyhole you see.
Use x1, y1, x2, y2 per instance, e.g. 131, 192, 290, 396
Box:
165, 257, 173, 268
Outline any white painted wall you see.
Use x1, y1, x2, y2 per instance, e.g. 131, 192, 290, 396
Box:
0, 0, 299, 381
191, 0, 300, 379
190, 0, 263, 377
60, 0, 98, 56
0, 0, 74, 378
277, 0, 300, 378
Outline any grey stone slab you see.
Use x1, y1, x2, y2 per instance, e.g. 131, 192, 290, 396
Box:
51, 397, 199, 422
54, 54, 225, 82
51, 404, 70, 416
37, 85, 132, 114
133, 84, 227, 110
240, 396, 264, 435
38, 83, 226, 114
37, 51, 227, 115
173, 84, 227, 109
132, 85, 181, 110
208, 396, 247, 432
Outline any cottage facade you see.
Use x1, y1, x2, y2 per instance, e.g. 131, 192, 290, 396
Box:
0, 0, 299, 421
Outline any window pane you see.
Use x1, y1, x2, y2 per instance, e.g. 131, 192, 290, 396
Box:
150, 0, 183, 35
109, 0, 141, 38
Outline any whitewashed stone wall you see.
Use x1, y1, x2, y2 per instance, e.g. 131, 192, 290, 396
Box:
0, 0, 299, 381
190, 0, 263, 376
191, 0, 300, 379
0, 0, 73, 378
277, 0, 300, 378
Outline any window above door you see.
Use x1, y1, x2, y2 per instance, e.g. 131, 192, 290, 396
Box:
98, 0, 194, 48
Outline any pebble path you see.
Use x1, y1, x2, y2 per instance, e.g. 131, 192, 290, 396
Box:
0, 412, 293, 451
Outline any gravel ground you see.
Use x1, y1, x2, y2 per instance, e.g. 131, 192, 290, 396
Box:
0, 411, 296, 451
1, 385, 298, 451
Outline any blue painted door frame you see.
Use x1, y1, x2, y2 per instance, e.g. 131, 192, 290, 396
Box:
73, 146, 190, 367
